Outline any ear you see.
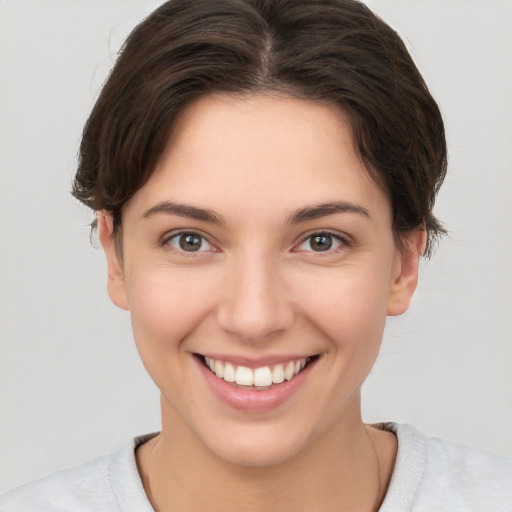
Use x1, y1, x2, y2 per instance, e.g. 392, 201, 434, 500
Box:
97, 213, 129, 310
386, 227, 427, 316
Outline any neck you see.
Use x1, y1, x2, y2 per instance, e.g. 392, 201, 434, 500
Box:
137, 396, 391, 512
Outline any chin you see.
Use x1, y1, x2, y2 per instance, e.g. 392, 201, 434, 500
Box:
194, 418, 315, 468
211, 435, 306, 468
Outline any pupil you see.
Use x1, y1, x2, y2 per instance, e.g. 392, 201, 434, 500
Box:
179, 234, 202, 251
311, 234, 332, 251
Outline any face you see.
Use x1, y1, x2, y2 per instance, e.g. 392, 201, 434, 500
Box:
100, 94, 422, 467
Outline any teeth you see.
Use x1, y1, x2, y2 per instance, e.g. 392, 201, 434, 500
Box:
204, 356, 310, 387
284, 361, 294, 381
254, 366, 273, 387
272, 364, 285, 384
223, 362, 236, 383
214, 360, 224, 378
235, 366, 254, 386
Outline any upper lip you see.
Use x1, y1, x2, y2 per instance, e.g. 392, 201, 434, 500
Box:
195, 352, 320, 369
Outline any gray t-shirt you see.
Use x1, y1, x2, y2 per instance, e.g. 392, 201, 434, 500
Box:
1, 424, 511, 511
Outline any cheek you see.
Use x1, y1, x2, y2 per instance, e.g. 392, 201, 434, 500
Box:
294, 265, 392, 353
125, 268, 220, 358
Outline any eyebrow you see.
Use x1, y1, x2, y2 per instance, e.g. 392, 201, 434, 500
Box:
287, 201, 370, 224
142, 201, 225, 224
142, 200, 369, 225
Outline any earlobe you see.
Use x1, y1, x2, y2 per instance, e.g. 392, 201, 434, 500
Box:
97, 213, 129, 311
386, 227, 426, 316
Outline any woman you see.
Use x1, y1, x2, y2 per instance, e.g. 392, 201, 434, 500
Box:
2, 0, 511, 510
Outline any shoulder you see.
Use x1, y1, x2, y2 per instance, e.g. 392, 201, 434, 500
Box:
380, 423, 512, 511
0, 433, 157, 512
0, 453, 113, 512
420, 428, 512, 509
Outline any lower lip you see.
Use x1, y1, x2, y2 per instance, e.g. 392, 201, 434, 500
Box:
195, 357, 316, 413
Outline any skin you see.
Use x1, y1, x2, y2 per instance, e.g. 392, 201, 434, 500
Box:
99, 94, 424, 512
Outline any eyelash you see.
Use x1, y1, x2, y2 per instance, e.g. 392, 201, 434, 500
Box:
161, 230, 349, 255
162, 231, 216, 254
294, 231, 348, 254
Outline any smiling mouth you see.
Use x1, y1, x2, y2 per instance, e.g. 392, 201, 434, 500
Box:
198, 355, 319, 389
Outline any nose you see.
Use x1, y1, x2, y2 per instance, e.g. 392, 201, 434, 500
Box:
216, 254, 294, 342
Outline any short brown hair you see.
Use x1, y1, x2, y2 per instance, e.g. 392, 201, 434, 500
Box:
73, 0, 447, 255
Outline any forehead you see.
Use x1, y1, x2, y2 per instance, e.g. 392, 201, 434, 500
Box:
162, 94, 355, 179
125, 94, 391, 226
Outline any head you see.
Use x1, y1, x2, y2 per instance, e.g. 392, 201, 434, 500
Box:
72, 0, 447, 467
73, 0, 446, 256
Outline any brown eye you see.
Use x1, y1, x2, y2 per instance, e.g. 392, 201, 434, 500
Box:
295, 232, 345, 253
310, 234, 333, 251
166, 232, 211, 252
179, 234, 202, 251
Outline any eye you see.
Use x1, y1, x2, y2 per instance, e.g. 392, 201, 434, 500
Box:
295, 232, 345, 253
164, 232, 213, 253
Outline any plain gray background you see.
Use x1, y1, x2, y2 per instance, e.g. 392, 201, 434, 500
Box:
1, 0, 511, 493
